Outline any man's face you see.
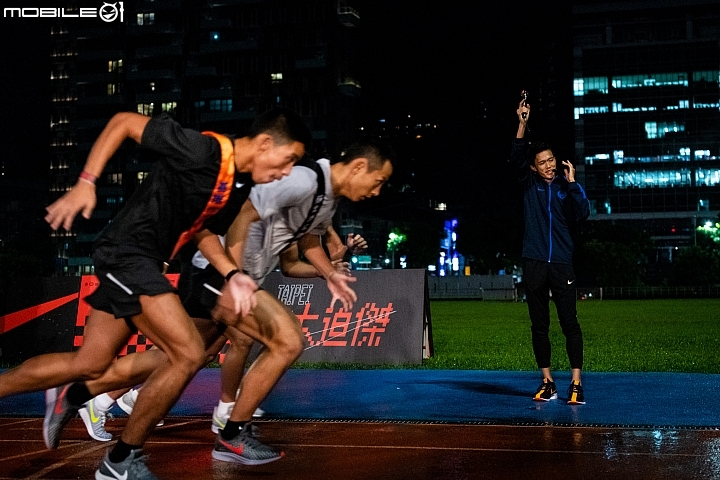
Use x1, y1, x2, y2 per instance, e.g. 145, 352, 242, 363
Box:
531, 149, 557, 181
345, 159, 393, 201
252, 139, 305, 184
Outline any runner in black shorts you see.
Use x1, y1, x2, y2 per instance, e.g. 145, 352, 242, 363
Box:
0, 108, 311, 480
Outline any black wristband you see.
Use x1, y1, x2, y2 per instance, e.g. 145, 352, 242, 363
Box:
224, 269, 240, 282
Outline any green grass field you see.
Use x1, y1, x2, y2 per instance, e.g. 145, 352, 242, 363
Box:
425, 299, 720, 373
296, 298, 720, 372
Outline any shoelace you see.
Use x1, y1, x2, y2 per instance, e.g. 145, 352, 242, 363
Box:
99, 412, 114, 428
128, 453, 151, 475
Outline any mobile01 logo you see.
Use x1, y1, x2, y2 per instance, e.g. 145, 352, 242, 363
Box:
4, 2, 124, 22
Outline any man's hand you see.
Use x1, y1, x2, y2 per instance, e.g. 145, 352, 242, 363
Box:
44, 181, 97, 231
215, 272, 258, 320
346, 233, 368, 255
517, 99, 531, 125
331, 259, 351, 276
561, 160, 576, 183
326, 271, 357, 311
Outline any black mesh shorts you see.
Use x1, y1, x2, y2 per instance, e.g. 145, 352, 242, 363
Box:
85, 245, 177, 320
182, 265, 224, 320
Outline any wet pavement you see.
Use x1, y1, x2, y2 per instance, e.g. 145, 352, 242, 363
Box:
1, 369, 720, 479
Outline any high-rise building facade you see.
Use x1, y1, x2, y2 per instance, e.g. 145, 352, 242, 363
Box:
572, 0, 720, 259
49, 0, 362, 275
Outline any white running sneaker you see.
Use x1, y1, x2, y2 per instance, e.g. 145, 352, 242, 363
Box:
79, 398, 113, 442
117, 389, 164, 427
211, 406, 264, 434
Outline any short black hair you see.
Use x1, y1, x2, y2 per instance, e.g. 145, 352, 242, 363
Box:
248, 107, 313, 149
338, 137, 396, 172
526, 141, 553, 166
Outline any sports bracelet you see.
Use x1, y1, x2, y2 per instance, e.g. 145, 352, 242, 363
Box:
224, 269, 240, 282
79, 171, 97, 185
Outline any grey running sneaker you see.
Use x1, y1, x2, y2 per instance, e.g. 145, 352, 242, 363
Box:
116, 390, 136, 415
212, 423, 283, 465
79, 398, 113, 442
95, 448, 158, 480
43, 384, 80, 449
117, 389, 164, 427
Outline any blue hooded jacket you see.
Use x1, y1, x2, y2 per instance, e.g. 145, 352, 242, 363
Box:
509, 138, 590, 265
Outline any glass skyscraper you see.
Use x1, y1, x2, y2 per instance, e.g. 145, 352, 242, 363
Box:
573, 0, 720, 257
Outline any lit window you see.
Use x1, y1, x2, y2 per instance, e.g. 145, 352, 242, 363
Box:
137, 103, 154, 116
137, 12, 155, 25
612, 72, 688, 89
645, 122, 658, 139
162, 102, 177, 113
574, 106, 609, 119
209, 99, 232, 112
108, 60, 123, 73
614, 169, 691, 188
693, 70, 720, 84
106, 173, 123, 185
696, 170, 720, 186
271, 73, 283, 83
137, 172, 150, 183
573, 77, 608, 96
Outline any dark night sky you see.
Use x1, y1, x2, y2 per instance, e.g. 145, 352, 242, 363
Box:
0, 1, 571, 197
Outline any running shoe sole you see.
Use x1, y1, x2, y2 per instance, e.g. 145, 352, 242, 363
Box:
211, 449, 283, 465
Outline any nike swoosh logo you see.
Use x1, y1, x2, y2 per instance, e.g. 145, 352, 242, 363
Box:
55, 385, 70, 415
219, 437, 244, 455
568, 279, 575, 285
235, 182, 244, 188
103, 462, 128, 480
89, 401, 101, 423
0, 293, 79, 334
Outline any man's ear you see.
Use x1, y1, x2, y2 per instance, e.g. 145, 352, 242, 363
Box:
254, 133, 273, 153
351, 157, 368, 173
529, 163, 538, 172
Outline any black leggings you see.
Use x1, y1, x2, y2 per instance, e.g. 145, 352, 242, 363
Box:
523, 258, 583, 370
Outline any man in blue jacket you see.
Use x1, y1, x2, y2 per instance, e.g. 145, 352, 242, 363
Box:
510, 99, 590, 405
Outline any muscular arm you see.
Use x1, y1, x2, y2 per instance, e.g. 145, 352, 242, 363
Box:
278, 243, 320, 278
225, 199, 261, 269
323, 226, 347, 262
195, 230, 237, 279
299, 234, 357, 310
195, 199, 263, 317
45, 112, 151, 230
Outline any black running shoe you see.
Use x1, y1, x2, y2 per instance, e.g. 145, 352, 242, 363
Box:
533, 378, 558, 402
567, 380, 586, 405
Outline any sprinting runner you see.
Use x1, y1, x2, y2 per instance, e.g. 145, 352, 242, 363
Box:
0, 107, 311, 480
69, 138, 394, 465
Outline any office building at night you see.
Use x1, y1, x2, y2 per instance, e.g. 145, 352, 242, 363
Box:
48, 0, 362, 275
572, 0, 720, 261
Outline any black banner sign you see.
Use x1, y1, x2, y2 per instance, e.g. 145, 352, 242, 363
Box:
262, 269, 432, 365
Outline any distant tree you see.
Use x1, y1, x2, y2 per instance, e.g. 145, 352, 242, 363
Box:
396, 221, 443, 269
669, 246, 720, 286
574, 224, 654, 287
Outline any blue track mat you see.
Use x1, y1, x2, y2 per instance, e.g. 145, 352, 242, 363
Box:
1, 369, 719, 428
